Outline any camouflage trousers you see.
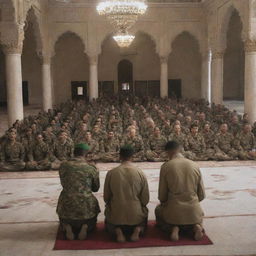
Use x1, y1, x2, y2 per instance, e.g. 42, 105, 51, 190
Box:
215, 148, 240, 161
51, 159, 64, 170
132, 151, 146, 162
145, 150, 167, 162
60, 217, 97, 237
99, 152, 119, 162
0, 161, 26, 172
26, 160, 51, 171
155, 205, 203, 234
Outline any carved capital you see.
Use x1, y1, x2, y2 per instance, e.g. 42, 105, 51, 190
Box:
38, 52, 51, 65
1, 23, 25, 55
211, 51, 224, 59
244, 39, 256, 52
160, 56, 169, 64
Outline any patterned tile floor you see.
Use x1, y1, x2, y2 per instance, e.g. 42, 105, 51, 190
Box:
0, 163, 256, 256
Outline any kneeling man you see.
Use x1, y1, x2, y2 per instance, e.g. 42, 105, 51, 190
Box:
155, 141, 205, 241
56, 144, 100, 240
104, 145, 149, 242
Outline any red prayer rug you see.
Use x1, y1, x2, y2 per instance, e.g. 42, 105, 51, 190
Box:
53, 221, 213, 250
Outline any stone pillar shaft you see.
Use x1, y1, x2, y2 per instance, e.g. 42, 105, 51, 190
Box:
201, 52, 211, 102
5, 52, 24, 126
211, 51, 224, 105
89, 56, 98, 101
42, 57, 53, 111
160, 56, 168, 98
244, 40, 256, 123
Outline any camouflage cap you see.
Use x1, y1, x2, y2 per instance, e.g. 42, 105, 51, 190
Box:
75, 143, 90, 151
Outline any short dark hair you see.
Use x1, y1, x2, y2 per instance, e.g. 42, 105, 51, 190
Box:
165, 141, 180, 151
120, 145, 134, 160
74, 147, 87, 157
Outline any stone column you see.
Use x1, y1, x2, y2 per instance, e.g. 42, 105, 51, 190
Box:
89, 55, 98, 101
160, 56, 168, 98
201, 51, 211, 102
244, 40, 256, 123
211, 51, 224, 105
4, 46, 24, 127
41, 56, 53, 111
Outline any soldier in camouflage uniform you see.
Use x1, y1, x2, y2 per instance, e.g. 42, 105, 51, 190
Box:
26, 133, 51, 170
73, 123, 88, 144
146, 127, 167, 162
43, 126, 56, 147
229, 115, 242, 136
100, 131, 120, 162
57, 144, 100, 240
200, 122, 217, 160
214, 123, 240, 160
0, 131, 25, 171
81, 131, 100, 161
234, 124, 256, 160
184, 124, 207, 161
51, 131, 74, 169
121, 128, 145, 161
21, 128, 35, 161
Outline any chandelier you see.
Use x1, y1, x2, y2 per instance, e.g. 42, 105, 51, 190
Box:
113, 32, 135, 47
97, 0, 148, 47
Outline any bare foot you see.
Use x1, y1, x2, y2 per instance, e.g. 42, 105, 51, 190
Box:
194, 224, 204, 241
130, 226, 142, 242
78, 224, 88, 240
115, 228, 126, 243
170, 226, 179, 241
63, 224, 75, 240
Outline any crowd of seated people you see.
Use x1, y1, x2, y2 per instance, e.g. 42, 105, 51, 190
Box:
0, 96, 256, 171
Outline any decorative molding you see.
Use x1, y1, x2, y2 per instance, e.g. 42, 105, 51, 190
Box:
160, 56, 169, 63
211, 51, 224, 59
244, 39, 256, 53
1, 23, 24, 54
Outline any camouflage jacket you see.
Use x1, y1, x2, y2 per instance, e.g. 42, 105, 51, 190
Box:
121, 135, 144, 153
235, 132, 256, 151
185, 133, 206, 153
52, 140, 74, 161
147, 135, 167, 152
0, 141, 25, 162
28, 142, 50, 162
100, 138, 120, 153
57, 158, 100, 219
214, 132, 234, 152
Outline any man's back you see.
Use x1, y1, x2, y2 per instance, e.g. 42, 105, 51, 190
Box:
57, 159, 100, 220
104, 163, 149, 225
159, 156, 205, 225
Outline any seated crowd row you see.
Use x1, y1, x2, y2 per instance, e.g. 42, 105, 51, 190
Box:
0, 96, 255, 171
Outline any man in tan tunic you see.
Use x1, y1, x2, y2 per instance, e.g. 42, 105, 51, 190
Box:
155, 141, 205, 241
104, 145, 149, 242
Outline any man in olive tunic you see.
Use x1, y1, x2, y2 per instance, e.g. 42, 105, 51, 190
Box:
104, 145, 149, 242
57, 144, 100, 240
155, 141, 205, 241
0, 131, 25, 171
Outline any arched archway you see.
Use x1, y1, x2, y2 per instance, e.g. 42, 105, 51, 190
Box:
168, 31, 201, 99
99, 32, 160, 96
52, 32, 89, 104
118, 59, 133, 94
22, 8, 42, 106
223, 9, 244, 100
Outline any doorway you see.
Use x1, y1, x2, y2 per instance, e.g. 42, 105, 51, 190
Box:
118, 59, 133, 94
168, 79, 182, 99
22, 81, 29, 105
71, 81, 87, 101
